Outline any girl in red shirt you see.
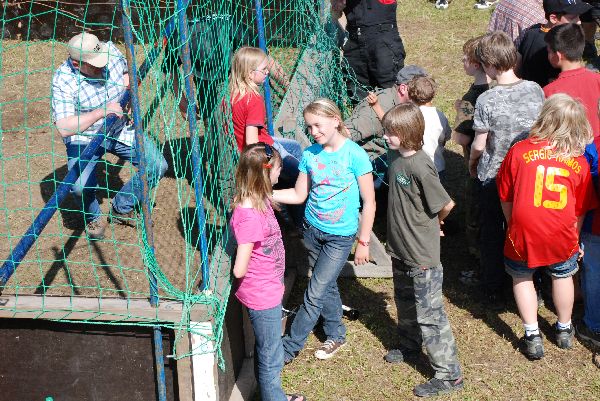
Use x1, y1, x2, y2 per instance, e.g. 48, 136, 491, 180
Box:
497, 94, 597, 360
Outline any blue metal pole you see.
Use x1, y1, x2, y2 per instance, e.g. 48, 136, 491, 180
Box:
153, 326, 168, 401
254, 0, 275, 137
176, 0, 210, 291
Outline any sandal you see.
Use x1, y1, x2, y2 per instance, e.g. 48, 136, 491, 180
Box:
287, 394, 307, 401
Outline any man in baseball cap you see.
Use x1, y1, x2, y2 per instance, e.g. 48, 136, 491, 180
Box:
50, 32, 167, 240
67, 32, 109, 69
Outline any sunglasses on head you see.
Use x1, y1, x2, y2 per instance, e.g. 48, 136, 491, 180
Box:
259, 142, 273, 168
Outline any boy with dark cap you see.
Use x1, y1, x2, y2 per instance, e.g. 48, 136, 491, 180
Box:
518, 0, 592, 87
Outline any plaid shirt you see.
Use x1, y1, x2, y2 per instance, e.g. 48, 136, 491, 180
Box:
488, 0, 546, 48
51, 42, 134, 146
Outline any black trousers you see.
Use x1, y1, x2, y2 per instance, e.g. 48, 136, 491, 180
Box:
343, 25, 405, 99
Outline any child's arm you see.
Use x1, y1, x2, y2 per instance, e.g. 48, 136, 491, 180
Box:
232, 243, 254, 279
267, 56, 290, 88
355, 173, 376, 265
501, 201, 513, 224
438, 199, 455, 224
366, 92, 385, 121
469, 131, 487, 177
245, 126, 260, 145
273, 172, 310, 205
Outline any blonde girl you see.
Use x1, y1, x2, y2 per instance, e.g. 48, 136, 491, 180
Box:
230, 143, 306, 401
273, 98, 376, 362
497, 94, 597, 359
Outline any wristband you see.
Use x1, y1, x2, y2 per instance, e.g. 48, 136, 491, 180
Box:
357, 239, 370, 247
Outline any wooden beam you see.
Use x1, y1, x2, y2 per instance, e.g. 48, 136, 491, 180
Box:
0, 295, 209, 322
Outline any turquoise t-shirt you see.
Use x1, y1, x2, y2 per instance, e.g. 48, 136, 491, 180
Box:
299, 139, 373, 236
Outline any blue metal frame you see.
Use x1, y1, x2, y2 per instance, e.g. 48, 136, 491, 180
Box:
176, 0, 210, 291
254, 0, 275, 137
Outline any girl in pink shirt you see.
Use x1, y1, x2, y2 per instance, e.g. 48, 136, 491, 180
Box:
230, 143, 306, 401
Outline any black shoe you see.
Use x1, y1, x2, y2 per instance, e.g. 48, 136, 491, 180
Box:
384, 347, 419, 364
521, 332, 544, 360
576, 321, 600, 349
555, 323, 574, 349
413, 377, 464, 398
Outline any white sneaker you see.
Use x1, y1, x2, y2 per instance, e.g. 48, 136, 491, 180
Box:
435, 0, 449, 9
474, 0, 496, 9
314, 339, 346, 360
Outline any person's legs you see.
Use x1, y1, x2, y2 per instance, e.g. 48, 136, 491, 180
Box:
65, 142, 104, 224
415, 265, 462, 380
581, 233, 600, 333
551, 275, 575, 324
282, 223, 353, 361
272, 138, 301, 186
367, 28, 405, 89
342, 34, 371, 100
247, 305, 287, 401
391, 258, 422, 353
109, 133, 168, 214
512, 275, 538, 325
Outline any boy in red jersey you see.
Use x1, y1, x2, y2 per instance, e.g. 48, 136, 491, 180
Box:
497, 94, 598, 360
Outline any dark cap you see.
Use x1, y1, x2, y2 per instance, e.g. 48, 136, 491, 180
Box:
543, 0, 592, 16
395, 65, 428, 85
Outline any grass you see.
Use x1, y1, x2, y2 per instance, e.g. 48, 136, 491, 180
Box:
278, 1, 600, 400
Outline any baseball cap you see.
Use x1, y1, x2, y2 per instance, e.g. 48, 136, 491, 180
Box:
543, 0, 592, 16
395, 65, 428, 85
67, 33, 109, 68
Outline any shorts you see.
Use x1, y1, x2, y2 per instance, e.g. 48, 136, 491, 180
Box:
504, 253, 579, 279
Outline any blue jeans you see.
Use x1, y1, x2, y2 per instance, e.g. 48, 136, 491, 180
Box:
479, 179, 508, 293
282, 221, 355, 361
247, 304, 287, 401
272, 137, 304, 227
65, 135, 168, 223
581, 232, 600, 332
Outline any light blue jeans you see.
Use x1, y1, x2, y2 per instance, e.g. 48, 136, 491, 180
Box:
272, 137, 304, 227
65, 135, 168, 224
247, 304, 287, 401
282, 220, 355, 361
581, 232, 600, 332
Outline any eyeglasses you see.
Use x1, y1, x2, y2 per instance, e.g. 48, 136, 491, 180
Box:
253, 67, 269, 75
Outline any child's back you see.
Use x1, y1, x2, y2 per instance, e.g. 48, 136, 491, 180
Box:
473, 80, 544, 182
419, 105, 451, 175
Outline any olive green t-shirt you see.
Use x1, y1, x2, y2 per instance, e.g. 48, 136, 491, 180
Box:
386, 150, 451, 268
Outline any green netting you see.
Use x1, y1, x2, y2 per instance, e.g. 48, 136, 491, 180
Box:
0, 0, 364, 364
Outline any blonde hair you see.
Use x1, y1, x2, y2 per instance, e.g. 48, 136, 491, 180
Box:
529, 94, 592, 159
232, 143, 282, 212
303, 98, 348, 137
381, 103, 425, 151
407, 75, 437, 105
229, 46, 267, 102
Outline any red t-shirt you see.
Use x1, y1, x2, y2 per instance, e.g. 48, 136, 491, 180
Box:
231, 92, 273, 151
544, 68, 600, 137
497, 139, 598, 267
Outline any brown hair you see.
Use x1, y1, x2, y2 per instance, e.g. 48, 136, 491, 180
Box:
232, 142, 282, 212
407, 75, 437, 105
463, 35, 484, 64
381, 103, 425, 151
475, 31, 517, 72
529, 94, 592, 159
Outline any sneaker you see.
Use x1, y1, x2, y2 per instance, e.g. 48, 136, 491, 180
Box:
555, 323, 575, 349
413, 377, 464, 398
521, 332, 544, 360
435, 0, 448, 9
108, 205, 137, 227
576, 321, 600, 348
384, 347, 419, 364
473, 0, 495, 9
314, 339, 345, 360
85, 218, 107, 240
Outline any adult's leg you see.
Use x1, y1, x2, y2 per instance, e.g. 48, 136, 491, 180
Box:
247, 305, 287, 401
108, 134, 168, 214
416, 265, 462, 380
367, 28, 405, 89
65, 142, 104, 223
342, 35, 370, 100
581, 233, 600, 332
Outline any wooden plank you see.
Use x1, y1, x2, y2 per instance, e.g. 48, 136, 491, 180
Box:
177, 331, 195, 401
190, 321, 218, 401
0, 295, 208, 322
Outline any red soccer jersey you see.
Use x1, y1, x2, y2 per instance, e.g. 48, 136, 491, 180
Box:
497, 139, 598, 267
231, 92, 273, 151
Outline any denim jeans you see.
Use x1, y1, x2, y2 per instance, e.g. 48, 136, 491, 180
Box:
282, 221, 355, 361
247, 304, 287, 401
272, 137, 304, 227
581, 232, 600, 332
479, 179, 508, 293
65, 134, 168, 223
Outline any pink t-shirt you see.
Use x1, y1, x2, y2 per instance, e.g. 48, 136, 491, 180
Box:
231, 202, 285, 310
